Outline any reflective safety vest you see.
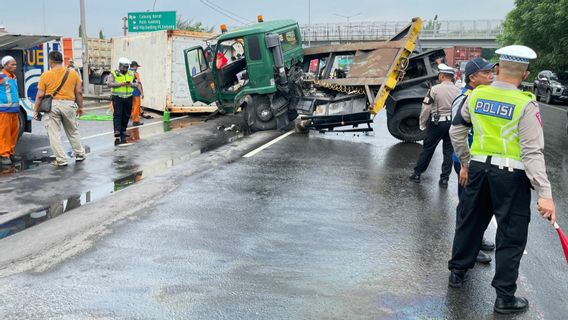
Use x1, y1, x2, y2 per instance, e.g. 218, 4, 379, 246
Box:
0, 73, 20, 113
130, 69, 141, 97
110, 70, 134, 98
468, 85, 535, 161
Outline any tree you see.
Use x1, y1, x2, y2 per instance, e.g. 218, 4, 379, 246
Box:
176, 15, 214, 33
498, 0, 568, 71
78, 24, 82, 37
99, 30, 104, 39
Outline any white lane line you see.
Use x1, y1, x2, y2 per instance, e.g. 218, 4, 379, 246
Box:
243, 131, 294, 158
541, 103, 568, 113
490, 216, 527, 255
64, 115, 191, 142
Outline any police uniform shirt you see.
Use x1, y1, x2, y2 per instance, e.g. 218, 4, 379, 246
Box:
449, 80, 552, 198
419, 81, 461, 130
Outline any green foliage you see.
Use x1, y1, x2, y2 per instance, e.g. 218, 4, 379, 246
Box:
78, 24, 82, 37
498, 0, 568, 71
98, 30, 104, 39
176, 15, 214, 33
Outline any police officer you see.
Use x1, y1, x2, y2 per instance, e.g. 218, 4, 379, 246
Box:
448, 45, 556, 314
409, 63, 460, 187
451, 58, 496, 265
107, 57, 136, 142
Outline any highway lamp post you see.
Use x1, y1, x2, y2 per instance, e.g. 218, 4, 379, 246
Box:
80, 0, 90, 95
308, 0, 311, 47
333, 12, 362, 24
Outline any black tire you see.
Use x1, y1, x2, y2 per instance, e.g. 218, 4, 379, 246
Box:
244, 95, 277, 132
17, 109, 26, 141
533, 84, 539, 101
387, 101, 427, 142
545, 90, 554, 104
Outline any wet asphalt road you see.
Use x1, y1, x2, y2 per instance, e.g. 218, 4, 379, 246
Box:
0, 103, 567, 319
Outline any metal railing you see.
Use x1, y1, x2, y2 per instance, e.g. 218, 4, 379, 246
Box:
300, 20, 503, 42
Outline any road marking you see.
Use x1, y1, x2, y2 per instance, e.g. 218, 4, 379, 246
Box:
65, 115, 190, 142
541, 103, 568, 113
243, 131, 294, 158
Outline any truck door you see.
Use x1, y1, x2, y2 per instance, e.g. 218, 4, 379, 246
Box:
184, 46, 216, 104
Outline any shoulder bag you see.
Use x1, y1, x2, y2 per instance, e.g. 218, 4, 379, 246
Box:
39, 69, 70, 113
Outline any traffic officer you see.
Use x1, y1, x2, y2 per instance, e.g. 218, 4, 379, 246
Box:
409, 63, 460, 187
451, 57, 496, 265
447, 45, 556, 314
0, 56, 20, 166
107, 57, 136, 142
129, 61, 144, 127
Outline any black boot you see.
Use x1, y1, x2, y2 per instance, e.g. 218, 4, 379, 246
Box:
409, 173, 421, 183
448, 269, 468, 288
481, 238, 495, 251
494, 296, 529, 314
476, 251, 492, 264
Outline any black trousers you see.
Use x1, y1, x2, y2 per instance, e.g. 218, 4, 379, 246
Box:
453, 161, 465, 225
413, 121, 453, 179
448, 160, 531, 299
112, 96, 133, 135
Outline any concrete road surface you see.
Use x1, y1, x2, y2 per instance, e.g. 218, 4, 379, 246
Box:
0, 103, 566, 319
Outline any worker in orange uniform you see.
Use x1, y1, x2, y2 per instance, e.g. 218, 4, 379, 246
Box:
0, 56, 20, 166
130, 61, 144, 126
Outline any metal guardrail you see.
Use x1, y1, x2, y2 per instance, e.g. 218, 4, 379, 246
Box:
301, 20, 503, 42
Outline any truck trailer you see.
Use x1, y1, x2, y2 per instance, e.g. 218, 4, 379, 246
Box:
111, 30, 217, 114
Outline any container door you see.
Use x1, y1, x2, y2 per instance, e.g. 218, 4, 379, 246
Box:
184, 46, 216, 104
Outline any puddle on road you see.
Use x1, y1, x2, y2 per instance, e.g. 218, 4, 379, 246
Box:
0, 116, 207, 175
0, 127, 245, 240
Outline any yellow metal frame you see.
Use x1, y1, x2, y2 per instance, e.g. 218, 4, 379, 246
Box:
370, 18, 423, 116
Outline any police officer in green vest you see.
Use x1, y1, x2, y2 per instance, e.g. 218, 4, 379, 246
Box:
107, 57, 136, 141
448, 45, 556, 314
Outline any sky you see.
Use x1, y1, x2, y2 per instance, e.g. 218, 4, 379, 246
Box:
0, 0, 516, 38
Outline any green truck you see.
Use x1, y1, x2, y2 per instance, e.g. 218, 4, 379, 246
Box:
184, 17, 445, 142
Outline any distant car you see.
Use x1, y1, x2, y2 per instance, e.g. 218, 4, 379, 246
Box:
533, 70, 568, 104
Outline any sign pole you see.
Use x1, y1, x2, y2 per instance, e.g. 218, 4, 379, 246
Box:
80, 0, 90, 95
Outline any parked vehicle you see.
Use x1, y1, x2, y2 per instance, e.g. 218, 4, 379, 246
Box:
533, 70, 568, 104
63, 37, 113, 86
0, 33, 60, 139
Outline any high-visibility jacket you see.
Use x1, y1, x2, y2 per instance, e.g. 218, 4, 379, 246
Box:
468, 84, 535, 161
0, 72, 20, 113
130, 70, 141, 97
110, 70, 134, 98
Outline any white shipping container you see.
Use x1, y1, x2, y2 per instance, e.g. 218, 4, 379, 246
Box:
111, 30, 217, 113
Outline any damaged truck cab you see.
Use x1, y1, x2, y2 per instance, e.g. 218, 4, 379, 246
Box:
184, 20, 304, 131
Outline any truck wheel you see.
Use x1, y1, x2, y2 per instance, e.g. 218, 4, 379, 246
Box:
533, 85, 540, 101
387, 102, 427, 142
244, 95, 277, 132
17, 109, 26, 141
545, 90, 553, 104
